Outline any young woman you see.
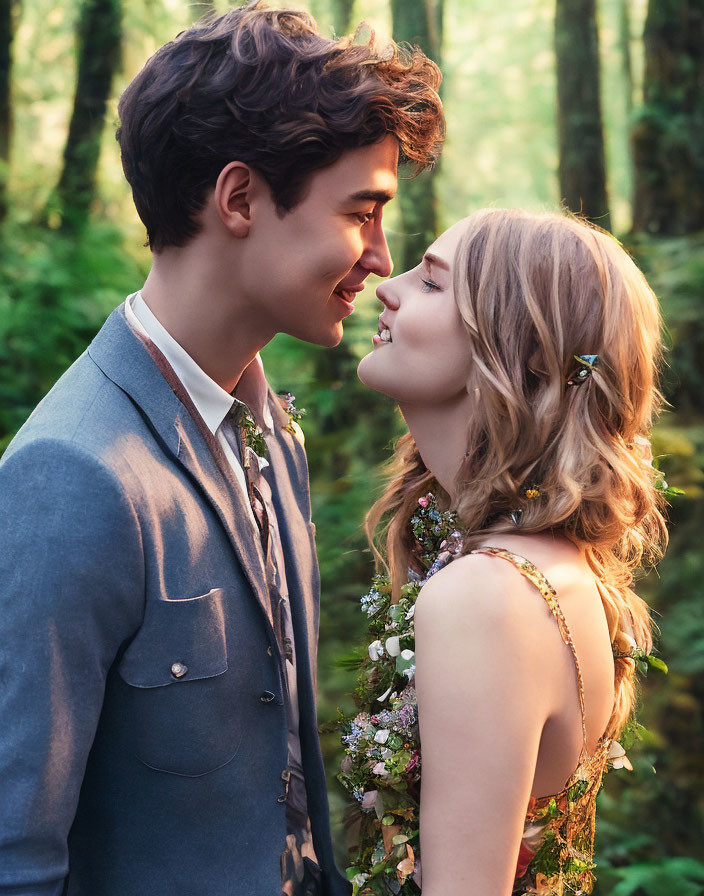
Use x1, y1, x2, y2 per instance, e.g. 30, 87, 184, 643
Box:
351, 209, 668, 895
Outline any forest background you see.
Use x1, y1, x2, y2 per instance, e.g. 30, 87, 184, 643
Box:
1, 0, 703, 892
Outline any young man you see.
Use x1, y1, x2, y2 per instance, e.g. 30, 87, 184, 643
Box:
0, 4, 443, 895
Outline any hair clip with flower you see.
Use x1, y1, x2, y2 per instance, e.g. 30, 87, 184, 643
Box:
567, 354, 599, 386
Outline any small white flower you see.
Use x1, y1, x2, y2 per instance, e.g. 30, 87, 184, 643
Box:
372, 761, 389, 778
377, 684, 394, 703
368, 639, 384, 661
385, 635, 401, 657
361, 790, 378, 809
405, 604, 416, 620
374, 729, 390, 744
352, 873, 369, 887
400, 649, 415, 661
608, 740, 633, 771
622, 632, 638, 650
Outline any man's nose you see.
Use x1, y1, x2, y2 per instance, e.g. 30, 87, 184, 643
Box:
361, 219, 393, 279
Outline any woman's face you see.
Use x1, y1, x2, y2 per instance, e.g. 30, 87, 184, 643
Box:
357, 218, 473, 405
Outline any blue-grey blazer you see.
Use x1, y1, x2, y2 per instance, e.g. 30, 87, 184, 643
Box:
0, 304, 351, 896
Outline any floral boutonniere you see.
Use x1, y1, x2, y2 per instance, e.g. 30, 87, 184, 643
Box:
277, 391, 306, 437
231, 402, 268, 459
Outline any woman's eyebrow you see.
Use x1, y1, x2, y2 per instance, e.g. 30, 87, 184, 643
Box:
424, 251, 449, 271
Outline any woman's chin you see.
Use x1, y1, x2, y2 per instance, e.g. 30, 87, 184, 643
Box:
357, 351, 390, 396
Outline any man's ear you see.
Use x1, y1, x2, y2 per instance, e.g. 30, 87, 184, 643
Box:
214, 161, 253, 238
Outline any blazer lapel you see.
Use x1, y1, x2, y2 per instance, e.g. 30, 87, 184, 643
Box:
87, 304, 273, 631
263, 393, 319, 691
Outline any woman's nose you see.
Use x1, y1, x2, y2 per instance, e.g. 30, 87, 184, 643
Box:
376, 277, 399, 310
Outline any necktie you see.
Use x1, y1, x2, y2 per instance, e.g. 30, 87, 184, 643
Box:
222, 400, 269, 554
221, 402, 288, 657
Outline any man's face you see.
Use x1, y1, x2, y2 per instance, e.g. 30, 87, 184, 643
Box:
241, 135, 398, 347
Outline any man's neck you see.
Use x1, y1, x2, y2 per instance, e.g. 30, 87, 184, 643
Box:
141, 248, 275, 394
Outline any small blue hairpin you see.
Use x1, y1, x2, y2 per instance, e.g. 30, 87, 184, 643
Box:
567, 354, 599, 386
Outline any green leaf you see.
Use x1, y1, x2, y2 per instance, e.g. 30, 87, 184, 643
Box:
646, 655, 669, 674
382, 814, 396, 825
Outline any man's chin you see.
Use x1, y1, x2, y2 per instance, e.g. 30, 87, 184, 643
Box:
287, 323, 343, 348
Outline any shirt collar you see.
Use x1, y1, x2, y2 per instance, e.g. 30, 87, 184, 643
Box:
125, 291, 273, 435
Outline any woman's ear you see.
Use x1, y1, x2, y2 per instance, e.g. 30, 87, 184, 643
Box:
213, 161, 253, 238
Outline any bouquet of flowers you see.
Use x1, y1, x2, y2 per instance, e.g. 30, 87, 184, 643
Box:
338, 494, 463, 896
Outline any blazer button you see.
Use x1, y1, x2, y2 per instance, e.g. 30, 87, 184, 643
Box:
260, 690, 276, 703
171, 662, 188, 679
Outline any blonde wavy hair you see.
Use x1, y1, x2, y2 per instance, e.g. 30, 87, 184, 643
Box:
367, 208, 668, 740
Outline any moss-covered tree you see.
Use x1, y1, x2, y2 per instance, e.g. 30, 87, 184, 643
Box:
632, 0, 704, 235
55, 0, 122, 227
555, 0, 611, 229
331, 0, 355, 36
391, 0, 444, 272
0, 0, 19, 222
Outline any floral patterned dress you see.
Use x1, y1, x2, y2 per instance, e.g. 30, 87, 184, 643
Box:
339, 497, 615, 896
472, 548, 612, 896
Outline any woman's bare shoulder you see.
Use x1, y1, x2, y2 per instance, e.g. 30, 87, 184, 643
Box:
414, 549, 542, 637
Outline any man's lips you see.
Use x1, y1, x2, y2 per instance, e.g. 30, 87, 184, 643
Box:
333, 285, 365, 303
333, 284, 365, 318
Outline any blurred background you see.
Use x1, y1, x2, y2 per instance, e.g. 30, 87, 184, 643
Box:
1, 0, 703, 891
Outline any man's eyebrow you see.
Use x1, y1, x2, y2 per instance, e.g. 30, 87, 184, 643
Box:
346, 189, 396, 204
424, 251, 449, 271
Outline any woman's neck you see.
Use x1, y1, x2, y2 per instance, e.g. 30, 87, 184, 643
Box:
399, 391, 474, 500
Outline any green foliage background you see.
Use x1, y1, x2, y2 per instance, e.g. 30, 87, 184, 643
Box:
1, 0, 703, 892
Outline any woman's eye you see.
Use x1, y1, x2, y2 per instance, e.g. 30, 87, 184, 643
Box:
420, 277, 441, 292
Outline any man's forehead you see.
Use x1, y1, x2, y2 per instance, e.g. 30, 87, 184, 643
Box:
316, 136, 399, 202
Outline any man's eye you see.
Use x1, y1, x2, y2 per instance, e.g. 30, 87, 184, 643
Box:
355, 211, 375, 225
421, 278, 441, 292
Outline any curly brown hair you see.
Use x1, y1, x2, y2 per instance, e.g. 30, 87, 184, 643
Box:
116, 2, 444, 252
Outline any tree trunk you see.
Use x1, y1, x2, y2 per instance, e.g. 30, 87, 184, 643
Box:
189, 1, 217, 24
555, 0, 611, 230
0, 0, 18, 223
390, 0, 444, 272
632, 0, 704, 235
618, 0, 634, 121
332, 0, 355, 36
55, 0, 122, 227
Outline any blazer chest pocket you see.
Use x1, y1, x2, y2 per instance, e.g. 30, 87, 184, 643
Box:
117, 588, 242, 777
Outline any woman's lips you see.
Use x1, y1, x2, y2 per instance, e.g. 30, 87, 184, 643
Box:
373, 320, 392, 346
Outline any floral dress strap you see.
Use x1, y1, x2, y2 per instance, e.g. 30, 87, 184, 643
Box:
469, 547, 590, 758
